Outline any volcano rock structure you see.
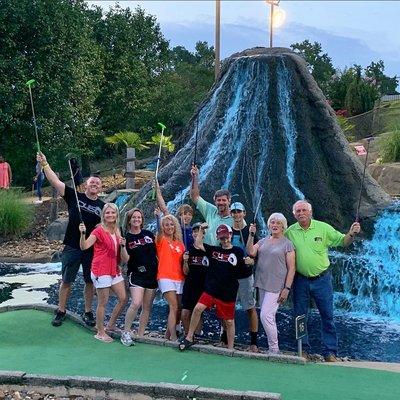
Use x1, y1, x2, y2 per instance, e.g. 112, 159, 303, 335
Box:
135, 48, 390, 232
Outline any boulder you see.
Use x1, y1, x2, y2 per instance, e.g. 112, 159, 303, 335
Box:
46, 217, 68, 241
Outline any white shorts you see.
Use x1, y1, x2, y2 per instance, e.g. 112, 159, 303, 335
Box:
158, 279, 184, 295
91, 272, 124, 289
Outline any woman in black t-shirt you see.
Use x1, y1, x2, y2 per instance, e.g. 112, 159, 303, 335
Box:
120, 208, 158, 346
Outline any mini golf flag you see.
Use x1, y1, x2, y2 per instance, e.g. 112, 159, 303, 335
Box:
355, 145, 367, 156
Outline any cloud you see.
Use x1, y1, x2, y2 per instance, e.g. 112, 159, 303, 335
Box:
160, 20, 399, 78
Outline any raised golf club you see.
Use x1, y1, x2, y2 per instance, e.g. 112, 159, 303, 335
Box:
26, 79, 41, 152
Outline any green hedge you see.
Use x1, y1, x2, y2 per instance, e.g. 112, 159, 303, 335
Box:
0, 190, 34, 236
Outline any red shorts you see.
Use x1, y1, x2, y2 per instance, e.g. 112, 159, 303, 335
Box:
198, 292, 235, 320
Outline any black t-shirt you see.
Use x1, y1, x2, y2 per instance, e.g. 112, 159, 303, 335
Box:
203, 244, 252, 302
63, 186, 104, 249
231, 225, 258, 256
126, 229, 158, 288
184, 245, 209, 290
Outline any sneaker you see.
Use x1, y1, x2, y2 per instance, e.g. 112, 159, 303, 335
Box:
121, 331, 134, 347
325, 354, 339, 362
34, 199, 43, 204
52, 310, 66, 327
82, 311, 96, 327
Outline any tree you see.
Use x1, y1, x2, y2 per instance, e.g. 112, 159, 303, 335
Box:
291, 40, 335, 93
327, 68, 357, 110
344, 65, 379, 116
0, 0, 103, 185
150, 41, 214, 137
93, 5, 170, 136
365, 60, 399, 95
105, 130, 174, 189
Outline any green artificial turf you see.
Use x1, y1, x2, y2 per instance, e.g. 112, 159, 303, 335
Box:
0, 310, 399, 400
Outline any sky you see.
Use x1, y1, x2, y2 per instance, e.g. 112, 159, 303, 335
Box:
87, 1, 400, 78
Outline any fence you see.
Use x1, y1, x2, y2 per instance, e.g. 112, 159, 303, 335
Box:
381, 94, 400, 102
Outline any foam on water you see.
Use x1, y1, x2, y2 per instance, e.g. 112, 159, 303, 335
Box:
333, 203, 400, 320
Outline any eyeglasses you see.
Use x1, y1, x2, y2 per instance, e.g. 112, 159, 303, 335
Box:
231, 210, 243, 214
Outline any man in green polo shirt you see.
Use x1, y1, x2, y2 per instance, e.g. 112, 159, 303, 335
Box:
285, 200, 360, 362
190, 165, 233, 246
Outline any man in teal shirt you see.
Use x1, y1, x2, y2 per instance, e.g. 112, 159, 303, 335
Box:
190, 165, 233, 246
285, 200, 360, 362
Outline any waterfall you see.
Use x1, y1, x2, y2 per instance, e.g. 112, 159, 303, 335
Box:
277, 58, 305, 200
333, 203, 400, 319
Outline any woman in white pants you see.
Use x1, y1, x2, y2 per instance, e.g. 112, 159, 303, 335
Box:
247, 213, 295, 353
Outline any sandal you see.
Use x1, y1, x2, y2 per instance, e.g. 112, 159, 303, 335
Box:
179, 337, 195, 351
106, 326, 122, 334
94, 333, 113, 343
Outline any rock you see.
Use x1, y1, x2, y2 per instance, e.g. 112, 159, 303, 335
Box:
51, 250, 63, 262
46, 218, 68, 241
131, 47, 390, 234
368, 163, 400, 196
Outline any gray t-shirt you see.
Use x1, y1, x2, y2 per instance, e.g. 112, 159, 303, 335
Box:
254, 236, 295, 293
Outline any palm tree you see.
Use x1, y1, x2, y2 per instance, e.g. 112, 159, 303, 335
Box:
105, 130, 175, 189
105, 131, 149, 189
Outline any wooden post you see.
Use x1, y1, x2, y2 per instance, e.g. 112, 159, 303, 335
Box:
126, 147, 135, 189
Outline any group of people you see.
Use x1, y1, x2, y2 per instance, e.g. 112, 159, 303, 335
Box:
37, 153, 361, 361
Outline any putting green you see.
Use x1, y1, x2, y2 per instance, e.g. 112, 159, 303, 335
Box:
1, 310, 399, 400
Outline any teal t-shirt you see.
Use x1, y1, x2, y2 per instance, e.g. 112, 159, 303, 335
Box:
196, 197, 233, 245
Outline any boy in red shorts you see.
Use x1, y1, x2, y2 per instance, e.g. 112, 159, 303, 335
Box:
179, 223, 254, 350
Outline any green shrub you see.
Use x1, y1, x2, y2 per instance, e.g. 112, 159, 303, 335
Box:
379, 129, 400, 163
0, 190, 34, 236
336, 115, 355, 141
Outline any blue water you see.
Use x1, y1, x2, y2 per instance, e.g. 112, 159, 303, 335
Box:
332, 204, 400, 319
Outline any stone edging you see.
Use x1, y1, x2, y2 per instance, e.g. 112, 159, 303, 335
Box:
0, 304, 306, 365
0, 371, 281, 400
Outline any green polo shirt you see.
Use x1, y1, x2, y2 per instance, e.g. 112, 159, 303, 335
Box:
285, 219, 345, 277
196, 196, 233, 246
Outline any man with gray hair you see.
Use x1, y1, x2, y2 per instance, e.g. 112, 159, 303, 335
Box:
285, 200, 360, 362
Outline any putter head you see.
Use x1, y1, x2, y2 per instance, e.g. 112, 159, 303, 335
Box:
157, 122, 166, 131
25, 79, 36, 87
65, 152, 78, 160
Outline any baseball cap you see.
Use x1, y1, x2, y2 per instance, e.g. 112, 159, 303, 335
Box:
192, 222, 203, 230
216, 224, 233, 238
230, 202, 245, 212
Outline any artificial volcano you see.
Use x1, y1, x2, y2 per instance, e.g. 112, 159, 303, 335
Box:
134, 47, 390, 233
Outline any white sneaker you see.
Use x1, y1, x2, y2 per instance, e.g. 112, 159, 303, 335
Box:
120, 331, 134, 346
34, 199, 43, 204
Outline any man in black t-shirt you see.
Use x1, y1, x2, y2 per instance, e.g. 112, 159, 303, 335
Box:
179, 224, 254, 351
37, 152, 104, 327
